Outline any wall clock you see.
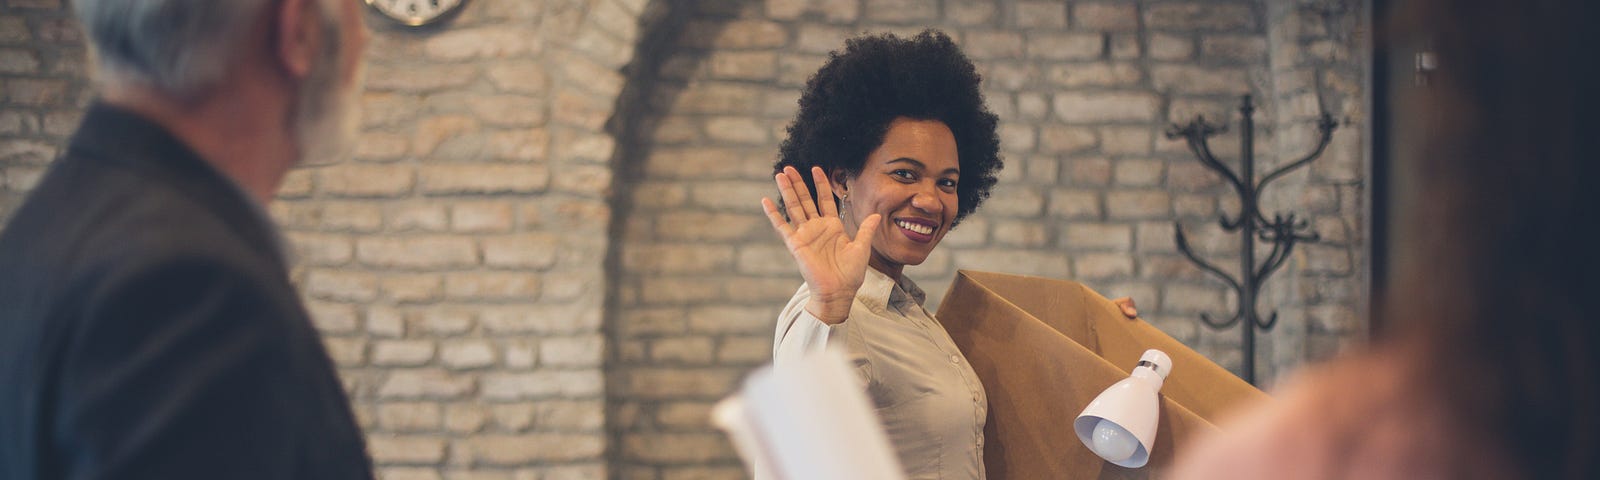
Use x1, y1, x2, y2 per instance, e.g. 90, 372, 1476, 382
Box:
365, 0, 466, 27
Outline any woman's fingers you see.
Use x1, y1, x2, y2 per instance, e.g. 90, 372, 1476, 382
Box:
854, 214, 881, 245
761, 197, 795, 238
811, 167, 838, 218
787, 166, 822, 220
775, 170, 808, 223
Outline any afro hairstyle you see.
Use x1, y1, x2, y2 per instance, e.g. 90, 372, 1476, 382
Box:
774, 29, 1003, 226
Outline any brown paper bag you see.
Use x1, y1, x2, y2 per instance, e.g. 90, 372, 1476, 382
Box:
936, 270, 1269, 479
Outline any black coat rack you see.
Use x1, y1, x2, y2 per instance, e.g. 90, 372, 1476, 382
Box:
1166, 94, 1338, 385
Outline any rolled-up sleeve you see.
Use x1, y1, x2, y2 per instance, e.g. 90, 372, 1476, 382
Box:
773, 285, 869, 390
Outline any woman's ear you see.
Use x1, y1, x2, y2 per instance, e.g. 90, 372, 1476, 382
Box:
274, 0, 319, 79
829, 170, 849, 200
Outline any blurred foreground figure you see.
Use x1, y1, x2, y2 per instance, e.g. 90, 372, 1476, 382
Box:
1173, 1, 1598, 479
0, 0, 374, 478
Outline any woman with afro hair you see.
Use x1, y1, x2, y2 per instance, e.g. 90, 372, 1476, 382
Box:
761, 30, 1133, 479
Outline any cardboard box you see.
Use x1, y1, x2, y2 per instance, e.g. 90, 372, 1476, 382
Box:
936, 270, 1269, 479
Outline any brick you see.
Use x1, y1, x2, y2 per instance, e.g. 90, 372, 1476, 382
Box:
982, 187, 1046, 217
1068, 157, 1113, 186
624, 369, 740, 398
358, 237, 477, 269
305, 269, 378, 302
625, 244, 734, 274
963, 31, 1024, 60
1038, 125, 1097, 154
1048, 189, 1101, 219
1149, 34, 1195, 60
650, 337, 715, 364
1163, 284, 1229, 314
1075, 253, 1135, 279
388, 204, 449, 232
378, 369, 475, 399
540, 335, 604, 367
953, 250, 1071, 279
992, 220, 1050, 247
440, 341, 497, 369
445, 403, 489, 433
687, 20, 786, 49
708, 51, 777, 80
1015, 1, 1066, 28
1136, 221, 1179, 252
378, 403, 444, 431
481, 233, 560, 269
3, 78, 66, 106
717, 335, 772, 364
480, 305, 599, 334
863, 0, 936, 23
489, 404, 535, 431
486, 61, 550, 95
654, 212, 764, 241
680, 304, 775, 336
625, 433, 735, 463
1054, 92, 1161, 123
1145, 3, 1258, 31
1073, 3, 1139, 30
704, 116, 768, 144
0, 18, 26, 43
322, 337, 365, 367
1045, 62, 1142, 88
1110, 34, 1141, 59
317, 202, 382, 232
1106, 190, 1172, 219
945, 2, 995, 25
1114, 159, 1164, 186
417, 164, 549, 195
368, 306, 405, 337
306, 301, 359, 333
466, 95, 547, 128
1102, 128, 1154, 156
1026, 33, 1102, 60
444, 272, 539, 299
315, 164, 414, 197
286, 233, 353, 265
383, 274, 443, 303
1203, 35, 1268, 62
1152, 65, 1251, 95
368, 436, 447, 464
0, 48, 39, 73
373, 340, 436, 367
1061, 222, 1133, 251
461, 434, 605, 464
365, 64, 478, 92
448, 202, 513, 233
481, 370, 602, 400
670, 83, 765, 114
535, 400, 605, 430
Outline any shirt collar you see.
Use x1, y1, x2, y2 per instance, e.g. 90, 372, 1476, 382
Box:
861, 267, 928, 313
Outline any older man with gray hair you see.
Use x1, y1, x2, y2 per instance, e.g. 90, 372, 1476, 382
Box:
0, 0, 373, 478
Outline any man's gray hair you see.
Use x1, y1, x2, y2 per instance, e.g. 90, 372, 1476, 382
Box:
73, 0, 293, 96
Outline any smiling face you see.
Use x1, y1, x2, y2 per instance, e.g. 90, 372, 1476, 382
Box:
831, 117, 961, 279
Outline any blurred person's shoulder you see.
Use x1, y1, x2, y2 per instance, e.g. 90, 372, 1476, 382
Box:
1170, 349, 1508, 480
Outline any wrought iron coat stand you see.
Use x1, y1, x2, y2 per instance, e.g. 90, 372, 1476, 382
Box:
1166, 94, 1337, 385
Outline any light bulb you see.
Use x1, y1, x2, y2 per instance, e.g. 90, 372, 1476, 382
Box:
1089, 418, 1138, 462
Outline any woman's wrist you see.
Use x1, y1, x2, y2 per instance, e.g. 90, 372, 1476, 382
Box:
804, 296, 853, 325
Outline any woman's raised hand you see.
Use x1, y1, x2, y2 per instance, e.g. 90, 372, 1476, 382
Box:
761, 166, 880, 325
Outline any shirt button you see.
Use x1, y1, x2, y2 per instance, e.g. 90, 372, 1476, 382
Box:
977, 435, 984, 447
950, 354, 960, 364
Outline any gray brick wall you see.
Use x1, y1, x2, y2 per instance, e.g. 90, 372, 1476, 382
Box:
1, 0, 1367, 478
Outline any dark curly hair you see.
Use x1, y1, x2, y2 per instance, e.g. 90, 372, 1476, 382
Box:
774, 29, 1003, 226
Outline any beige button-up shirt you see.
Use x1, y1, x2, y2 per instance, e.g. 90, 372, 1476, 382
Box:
774, 269, 988, 480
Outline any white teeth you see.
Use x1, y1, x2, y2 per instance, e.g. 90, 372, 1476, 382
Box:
895, 220, 935, 235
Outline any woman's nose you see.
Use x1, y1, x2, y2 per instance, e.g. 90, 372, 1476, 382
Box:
911, 188, 942, 214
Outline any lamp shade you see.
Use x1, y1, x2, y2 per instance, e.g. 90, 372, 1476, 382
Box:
1073, 349, 1172, 468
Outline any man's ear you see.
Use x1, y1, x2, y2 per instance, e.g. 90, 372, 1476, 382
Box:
275, 0, 319, 79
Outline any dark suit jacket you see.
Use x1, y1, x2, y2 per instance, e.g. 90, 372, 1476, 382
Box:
0, 104, 374, 479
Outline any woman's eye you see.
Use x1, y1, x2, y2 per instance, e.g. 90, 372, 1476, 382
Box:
938, 178, 958, 188
891, 170, 916, 181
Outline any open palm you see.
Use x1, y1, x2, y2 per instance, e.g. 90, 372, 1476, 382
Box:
762, 166, 880, 324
